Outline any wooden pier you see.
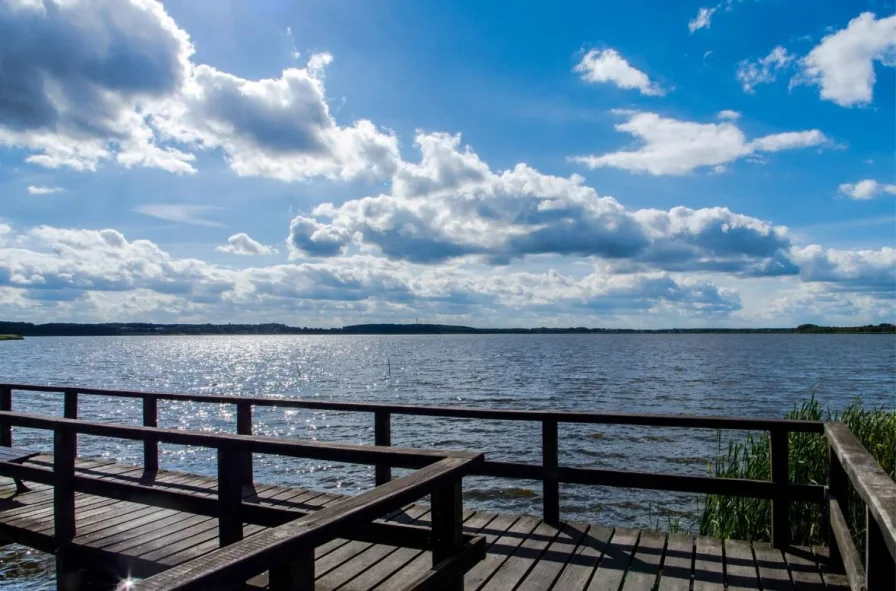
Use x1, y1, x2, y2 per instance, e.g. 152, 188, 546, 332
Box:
0, 383, 892, 590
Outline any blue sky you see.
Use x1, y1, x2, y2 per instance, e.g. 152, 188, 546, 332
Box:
0, 0, 893, 327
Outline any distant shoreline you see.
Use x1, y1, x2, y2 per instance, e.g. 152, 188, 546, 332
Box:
1, 321, 893, 337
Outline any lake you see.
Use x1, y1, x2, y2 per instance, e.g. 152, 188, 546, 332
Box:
0, 334, 893, 587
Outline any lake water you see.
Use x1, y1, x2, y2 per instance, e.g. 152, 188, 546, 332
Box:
0, 334, 893, 587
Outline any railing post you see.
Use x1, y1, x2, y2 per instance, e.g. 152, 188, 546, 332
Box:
828, 442, 849, 572
218, 446, 243, 546
374, 410, 392, 486
269, 550, 315, 591
431, 480, 463, 591
542, 419, 559, 525
770, 428, 790, 548
63, 389, 77, 457
866, 506, 895, 591
0, 385, 11, 447
236, 401, 253, 490
54, 425, 76, 542
143, 395, 159, 473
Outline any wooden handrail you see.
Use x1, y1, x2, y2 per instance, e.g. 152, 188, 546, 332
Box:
0, 382, 825, 431
0, 382, 828, 544
132, 456, 482, 591
826, 422, 896, 591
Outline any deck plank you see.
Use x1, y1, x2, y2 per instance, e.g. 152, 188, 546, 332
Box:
466, 514, 542, 589
724, 538, 761, 591
515, 521, 590, 591
480, 517, 562, 591
551, 524, 614, 591
623, 530, 666, 591
657, 534, 693, 591
784, 546, 826, 591
692, 536, 725, 591
587, 527, 639, 591
753, 541, 795, 591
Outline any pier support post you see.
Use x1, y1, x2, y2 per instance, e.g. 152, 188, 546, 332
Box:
143, 395, 159, 473
542, 419, 560, 525
269, 549, 315, 591
63, 389, 77, 456
432, 480, 463, 591
218, 447, 243, 546
0, 385, 10, 447
770, 428, 790, 548
866, 506, 895, 591
374, 410, 392, 486
236, 401, 253, 492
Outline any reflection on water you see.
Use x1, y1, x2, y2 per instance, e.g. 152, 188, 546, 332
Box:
0, 333, 892, 588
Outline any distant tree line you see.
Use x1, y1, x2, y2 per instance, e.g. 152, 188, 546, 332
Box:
0, 321, 893, 337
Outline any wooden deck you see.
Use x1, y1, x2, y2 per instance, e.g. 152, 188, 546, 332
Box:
0, 456, 849, 590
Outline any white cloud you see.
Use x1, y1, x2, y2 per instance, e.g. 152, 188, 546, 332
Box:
737, 46, 796, 93
0, 0, 398, 182
717, 110, 740, 120
217, 233, 278, 256
574, 49, 665, 96
689, 7, 717, 32
569, 111, 828, 175
838, 180, 896, 200
798, 12, 896, 107
291, 132, 794, 277
26, 185, 64, 195
792, 245, 895, 296
134, 204, 226, 227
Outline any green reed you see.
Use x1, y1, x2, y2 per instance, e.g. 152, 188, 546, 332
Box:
699, 396, 896, 552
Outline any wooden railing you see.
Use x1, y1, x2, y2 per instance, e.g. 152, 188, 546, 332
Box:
0, 410, 485, 589
0, 383, 828, 549
826, 422, 895, 591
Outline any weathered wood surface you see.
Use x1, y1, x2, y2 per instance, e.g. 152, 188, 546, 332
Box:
0, 457, 844, 590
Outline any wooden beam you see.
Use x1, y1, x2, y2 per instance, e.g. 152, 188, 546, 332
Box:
431, 480, 463, 591
0, 385, 11, 446
374, 410, 391, 486
826, 422, 896, 561
770, 428, 790, 548
53, 427, 76, 542
542, 419, 559, 525
829, 495, 866, 591
143, 395, 159, 473
0, 382, 826, 432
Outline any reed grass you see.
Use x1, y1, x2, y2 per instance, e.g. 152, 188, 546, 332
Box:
699, 396, 896, 551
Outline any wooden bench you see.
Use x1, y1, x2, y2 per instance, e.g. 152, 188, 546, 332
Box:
0, 446, 39, 494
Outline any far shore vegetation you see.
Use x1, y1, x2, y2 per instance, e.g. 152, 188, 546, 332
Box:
699, 397, 895, 552
0, 334, 23, 341
1, 321, 893, 337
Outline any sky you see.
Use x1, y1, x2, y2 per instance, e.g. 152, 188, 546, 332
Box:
0, 0, 894, 328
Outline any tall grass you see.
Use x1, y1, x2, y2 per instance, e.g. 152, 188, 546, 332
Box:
700, 397, 896, 551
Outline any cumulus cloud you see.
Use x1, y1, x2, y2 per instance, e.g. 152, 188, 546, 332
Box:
0, 223, 748, 322
290, 131, 794, 276
717, 110, 740, 120
838, 180, 896, 200
792, 246, 895, 297
27, 185, 64, 195
798, 12, 896, 107
574, 49, 665, 96
736, 46, 796, 93
134, 204, 225, 227
0, 0, 398, 181
569, 111, 828, 175
217, 233, 278, 256
689, 7, 716, 32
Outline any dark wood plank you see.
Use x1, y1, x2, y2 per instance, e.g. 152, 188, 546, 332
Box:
551, 524, 614, 591
691, 536, 725, 591
783, 546, 826, 591
724, 538, 761, 591
753, 541, 795, 591
623, 531, 666, 591
810, 547, 851, 591
586, 527, 639, 591
515, 521, 589, 591
657, 534, 693, 591
465, 514, 542, 589
481, 517, 562, 591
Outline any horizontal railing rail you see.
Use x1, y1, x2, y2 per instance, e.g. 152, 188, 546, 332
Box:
0, 382, 828, 547
132, 456, 484, 591
826, 422, 895, 591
